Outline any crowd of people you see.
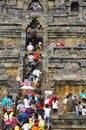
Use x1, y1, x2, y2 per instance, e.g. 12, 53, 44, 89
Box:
1, 39, 86, 130
62, 90, 86, 115
1, 40, 59, 130
28, 1, 42, 11
1, 89, 59, 130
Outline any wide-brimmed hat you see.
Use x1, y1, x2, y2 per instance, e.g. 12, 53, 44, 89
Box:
18, 100, 22, 103
7, 107, 12, 112
38, 42, 42, 45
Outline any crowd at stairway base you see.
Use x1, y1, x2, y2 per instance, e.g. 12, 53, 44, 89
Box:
1, 40, 86, 130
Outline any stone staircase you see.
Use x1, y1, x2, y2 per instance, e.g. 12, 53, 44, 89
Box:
51, 116, 86, 130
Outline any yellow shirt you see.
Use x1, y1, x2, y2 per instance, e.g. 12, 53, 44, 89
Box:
39, 120, 45, 130
4, 112, 13, 121
29, 119, 34, 128
31, 126, 40, 130
14, 126, 20, 130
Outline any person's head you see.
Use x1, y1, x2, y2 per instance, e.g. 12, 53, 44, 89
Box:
66, 95, 69, 99
78, 101, 81, 105
69, 93, 72, 98
83, 105, 85, 109
7, 107, 13, 114
34, 119, 39, 127
45, 104, 49, 108
46, 95, 50, 99
52, 91, 56, 98
81, 90, 84, 93
53, 96, 57, 102
44, 125, 48, 130
31, 92, 35, 97
13, 113, 16, 117
24, 95, 28, 99
18, 100, 22, 104
29, 42, 32, 45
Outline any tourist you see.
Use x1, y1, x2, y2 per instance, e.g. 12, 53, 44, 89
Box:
27, 42, 34, 52
23, 95, 30, 109
6, 95, 13, 110
17, 100, 25, 112
14, 125, 20, 130
44, 95, 50, 105
22, 119, 30, 130
62, 95, 69, 115
11, 113, 22, 130
66, 93, 75, 112
39, 118, 45, 130
32, 68, 42, 78
79, 90, 86, 100
28, 53, 35, 71
82, 105, 86, 115
18, 108, 28, 124
78, 101, 82, 115
4, 107, 13, 130
31, 119, 40, 130
44, 104, 51, 129
36, 97, 44, 119
52, 96, 58, 114
74, 94, 79, 115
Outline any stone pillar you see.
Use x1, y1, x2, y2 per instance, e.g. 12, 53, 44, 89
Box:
42, 0, 48, 12
19, 25, 26, 81
41, 16, 48, 49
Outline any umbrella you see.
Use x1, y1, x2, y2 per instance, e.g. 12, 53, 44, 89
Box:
20, 85, 34, 90
20, 79, 31, 86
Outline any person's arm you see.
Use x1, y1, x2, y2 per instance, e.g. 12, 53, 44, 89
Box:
17, 119, 22, 126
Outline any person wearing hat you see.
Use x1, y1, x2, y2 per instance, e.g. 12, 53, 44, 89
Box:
4, 107, 13, 130
17, 100, 25, 112
18, 108, 28, 124
27, 42, 34, 55
22, 118, 30, 130
31, 119, 40, 130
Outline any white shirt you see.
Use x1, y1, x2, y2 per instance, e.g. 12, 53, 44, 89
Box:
17, 103, 25, 112
44, 98, 49, 105
78, 105, 82, 112
23, 98, 29, 109
33, 77, 39, 83
22, 123, 30, 130
28, 55, 34, 62
27, 45, 34, 51
44, 108, 51, 117
62, 99, 68, 104
33, 69, 42, 77
82, 108, 86, 115
52, 100, 58, 109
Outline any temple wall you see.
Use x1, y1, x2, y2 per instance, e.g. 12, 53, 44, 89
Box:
0, 0, 86, 98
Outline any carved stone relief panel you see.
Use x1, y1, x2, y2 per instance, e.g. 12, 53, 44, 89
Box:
6, 0, 17, 5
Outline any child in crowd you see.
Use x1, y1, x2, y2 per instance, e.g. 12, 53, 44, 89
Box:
78, 101, 82, 115
82, 105, 86, 115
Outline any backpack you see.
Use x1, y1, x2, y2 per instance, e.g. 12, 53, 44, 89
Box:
31, 98, 36, 104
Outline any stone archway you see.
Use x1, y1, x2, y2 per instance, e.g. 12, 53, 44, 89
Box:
28, 0, 43, 11
26, 18, 43, 49
71, 1, 79, 12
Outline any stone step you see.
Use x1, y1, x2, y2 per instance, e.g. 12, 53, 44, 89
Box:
51, 115, 86, 129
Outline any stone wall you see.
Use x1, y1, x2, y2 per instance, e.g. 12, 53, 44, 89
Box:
43, 46, 86, 97
0, 0, 86, 96
52, 116, 86, 130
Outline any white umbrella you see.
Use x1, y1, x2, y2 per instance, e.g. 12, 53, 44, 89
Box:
20, 85, 34, 90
